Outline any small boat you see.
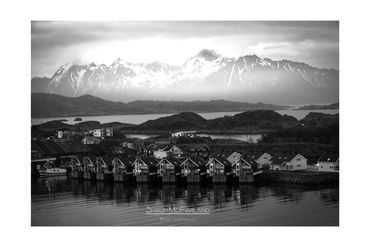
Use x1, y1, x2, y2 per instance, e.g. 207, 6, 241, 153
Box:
39, 161, 67, 177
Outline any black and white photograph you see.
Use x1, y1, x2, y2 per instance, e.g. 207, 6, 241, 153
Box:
2, 0, 370, 246
30, 20, 339, 226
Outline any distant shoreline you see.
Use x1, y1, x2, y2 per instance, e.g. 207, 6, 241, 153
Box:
293, 103, 339, 111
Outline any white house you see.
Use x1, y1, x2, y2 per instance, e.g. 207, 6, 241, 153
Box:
57, 130, 63, 139
82, 136, 101, 145
171, 131, 196, 138
153, 145, 183, 159
105, 128, 113, 136
153, 150, 168, 159
270, 154, 307, 171
316, 153, 339, 172
93, 129, 104, 137
93, 128, 114, 138
248, 153, 272, 169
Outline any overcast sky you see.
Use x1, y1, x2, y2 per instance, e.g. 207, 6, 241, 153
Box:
31, 21, 339, 77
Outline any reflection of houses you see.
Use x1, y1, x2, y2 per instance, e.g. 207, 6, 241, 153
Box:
206, 157, 231, 183
82, 136, 101, 145
133, 157, 158, 183
171, 131, 196, 138
180, 157, 207, 183
232, 155, 257, 183
157, 158, 182, 183
270, 154, 308, 171
247, 152, 272, 169
316, 153, 339, 172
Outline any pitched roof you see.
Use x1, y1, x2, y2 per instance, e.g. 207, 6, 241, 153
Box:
188, 157, 207, 167
193, 144, 211, 151
246, 152, 268, 160
207, 157, 231, 167
270, 155, 291, 165
164, 158, 182, 167
99, 156, 114, 165
114, 156, 135, 166
318, 153, 339, 163
82, 136, 101, 142
210, 151, 241, 159
139, 157, 158, 167
239, 155, 259, 166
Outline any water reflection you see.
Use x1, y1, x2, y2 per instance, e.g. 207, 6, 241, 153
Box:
31, 177, 339, 226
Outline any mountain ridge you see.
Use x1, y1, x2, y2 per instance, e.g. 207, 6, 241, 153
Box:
31, 49, 339, 104
31, 93, 290, 118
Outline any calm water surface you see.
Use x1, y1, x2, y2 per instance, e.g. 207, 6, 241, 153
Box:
31, 109, 339, 126
31, 177, 339, 226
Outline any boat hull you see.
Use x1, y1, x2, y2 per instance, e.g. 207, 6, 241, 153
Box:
39, 168, 67, 177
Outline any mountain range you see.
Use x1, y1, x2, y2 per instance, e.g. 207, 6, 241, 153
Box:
31, 93, 289, 118
31, 49, 339, 104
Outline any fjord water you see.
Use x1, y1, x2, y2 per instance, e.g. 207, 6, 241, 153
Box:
31, 109, 339, 126
31, 177, 339, 226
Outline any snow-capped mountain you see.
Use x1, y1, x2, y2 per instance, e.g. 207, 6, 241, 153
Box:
31, 49, 339, 104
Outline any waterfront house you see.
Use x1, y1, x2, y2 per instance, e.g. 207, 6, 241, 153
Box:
180, 157, 207, 183
232, 155, 258, 183
82, 155, 97, 180
248, 152, 272, 169
133, 157, 158, 183
270, 154, 308, 171
112, 156, 135, 182
82, 136, 101, 145
206, 157, 231, 183
71, 156, 84, 179
96, 156, 114, 181
316, 153, 339, 172
157, 158, 182, 183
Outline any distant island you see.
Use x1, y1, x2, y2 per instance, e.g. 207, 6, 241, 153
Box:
31, 93, 291, 118
294, 102, 339, 110
32, 110, 338, 135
